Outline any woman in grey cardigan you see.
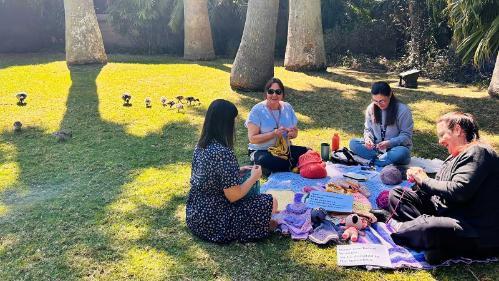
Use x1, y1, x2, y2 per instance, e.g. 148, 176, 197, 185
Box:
349, 81, 413, 166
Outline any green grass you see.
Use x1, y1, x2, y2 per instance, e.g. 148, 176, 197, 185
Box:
0, 53, 498, 280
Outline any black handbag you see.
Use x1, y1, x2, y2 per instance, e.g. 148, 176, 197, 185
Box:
331, 147, 359, 165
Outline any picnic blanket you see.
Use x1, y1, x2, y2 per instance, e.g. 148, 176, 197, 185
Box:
261, 162, 498, 269
360, 221, 430, 269
261, 162, 413, 208
359, 222, 498, 269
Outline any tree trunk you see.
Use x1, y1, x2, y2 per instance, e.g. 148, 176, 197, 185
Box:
488, 52, 499, 99
230, 0, 280, 91
64, 0, 107, 65
184, 0, 215, 60
407, 0, 429, 68
284, 0, 326, 71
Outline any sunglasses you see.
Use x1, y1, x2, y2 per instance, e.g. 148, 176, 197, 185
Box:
267, 89, 283, 95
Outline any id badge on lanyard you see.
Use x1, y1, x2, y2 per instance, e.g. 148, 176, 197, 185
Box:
379, 125, 387, 153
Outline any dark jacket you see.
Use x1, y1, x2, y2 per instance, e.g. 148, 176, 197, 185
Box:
421, 143, 499, 247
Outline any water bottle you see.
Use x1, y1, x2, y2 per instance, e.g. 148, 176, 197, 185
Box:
332, 133, 340, 151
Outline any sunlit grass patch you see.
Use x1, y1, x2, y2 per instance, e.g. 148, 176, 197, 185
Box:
106, 163, 190, 242
0, 143, 20, 193
410, 100, 459, 134
0, 61, 71, 134
96, 62, 233, 137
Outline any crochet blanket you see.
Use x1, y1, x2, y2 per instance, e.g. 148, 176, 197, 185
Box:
360, 222, 430, 269
261, 162, 413, 208
261, 163, 498, 269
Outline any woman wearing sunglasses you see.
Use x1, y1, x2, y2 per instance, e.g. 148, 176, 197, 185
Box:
349, 81, 413, 166
245, 77, 308, 175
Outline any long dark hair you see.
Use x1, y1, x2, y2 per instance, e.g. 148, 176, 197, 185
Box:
263, 77, 285, 99
370, 81, 399, 126
198, 99, 238, 149
438, 112, 480, 142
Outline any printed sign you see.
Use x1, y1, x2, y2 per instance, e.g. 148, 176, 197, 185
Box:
306, 191, 353, 212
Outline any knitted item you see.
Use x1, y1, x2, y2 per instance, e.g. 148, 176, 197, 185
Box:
308, 221, 339, 245
380, 165, 403, 185
311, 208, 327, 226
286, 202, 308, 214
376, 190, 390, 210
268, 135, 289, 160
294, 192, 306, 203
298, 150, 327, 179
352, 192, 376, 222
275, 203, 313, 240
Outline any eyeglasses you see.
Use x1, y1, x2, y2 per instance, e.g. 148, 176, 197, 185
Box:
267, 89, 283, 95
372, 98, 388, 105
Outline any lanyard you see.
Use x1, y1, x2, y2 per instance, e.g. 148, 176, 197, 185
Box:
267, 104, 281, 129
380, 125, 387, 141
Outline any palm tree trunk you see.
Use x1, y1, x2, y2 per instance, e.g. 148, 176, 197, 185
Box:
284, 0, 326, 71
64, 0, 107, 65
230, 0, 280, 91
407, 0, 429, 67
184, 0, 215, 60
488, 52, 499, 99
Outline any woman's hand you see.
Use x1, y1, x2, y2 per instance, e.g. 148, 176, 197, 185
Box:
225, 165, 262, 203
250, 165, 262, 180
248, 123, 279, 144
240, 165, 253, 172
274, 127, 287, 137
407, 167, 428, 185
364, 138, 375, 150
239, 165, 253, 174
376, 141, 390, 151
287, 127, 298, 139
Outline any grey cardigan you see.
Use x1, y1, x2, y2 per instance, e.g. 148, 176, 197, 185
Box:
363, 102, 413, 150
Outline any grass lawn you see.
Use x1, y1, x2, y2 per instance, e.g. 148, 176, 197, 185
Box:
0, 53, 498, 280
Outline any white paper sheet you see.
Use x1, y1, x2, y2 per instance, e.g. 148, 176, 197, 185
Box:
337, 244, 392, 268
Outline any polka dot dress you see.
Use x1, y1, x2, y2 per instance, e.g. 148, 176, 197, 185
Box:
186, 141, 273, 243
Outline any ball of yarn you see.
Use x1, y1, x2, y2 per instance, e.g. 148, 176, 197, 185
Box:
380, 165, 402, 185
376, 190, 390, 209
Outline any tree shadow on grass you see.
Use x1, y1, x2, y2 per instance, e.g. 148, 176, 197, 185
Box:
0, 52, 65, 69
0, 64, 201, 279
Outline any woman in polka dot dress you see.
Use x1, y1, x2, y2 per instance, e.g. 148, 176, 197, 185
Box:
186, 99, 278, 243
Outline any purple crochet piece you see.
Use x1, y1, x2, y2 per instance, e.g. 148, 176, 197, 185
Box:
380, 165, 403, 185
294, 193, 305, 203
284, 215, 306, 227
376, 190, 390, 209
276, 204, 313, 240
286, 202, 308, 214
308, 221, 339, 245
311, 208, 327, 225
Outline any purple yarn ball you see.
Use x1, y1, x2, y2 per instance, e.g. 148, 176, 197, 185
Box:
380, 165, 403, 185
376, 190, 390, 209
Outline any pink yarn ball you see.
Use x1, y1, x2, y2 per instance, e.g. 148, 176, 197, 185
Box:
376, 190, 390, 209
